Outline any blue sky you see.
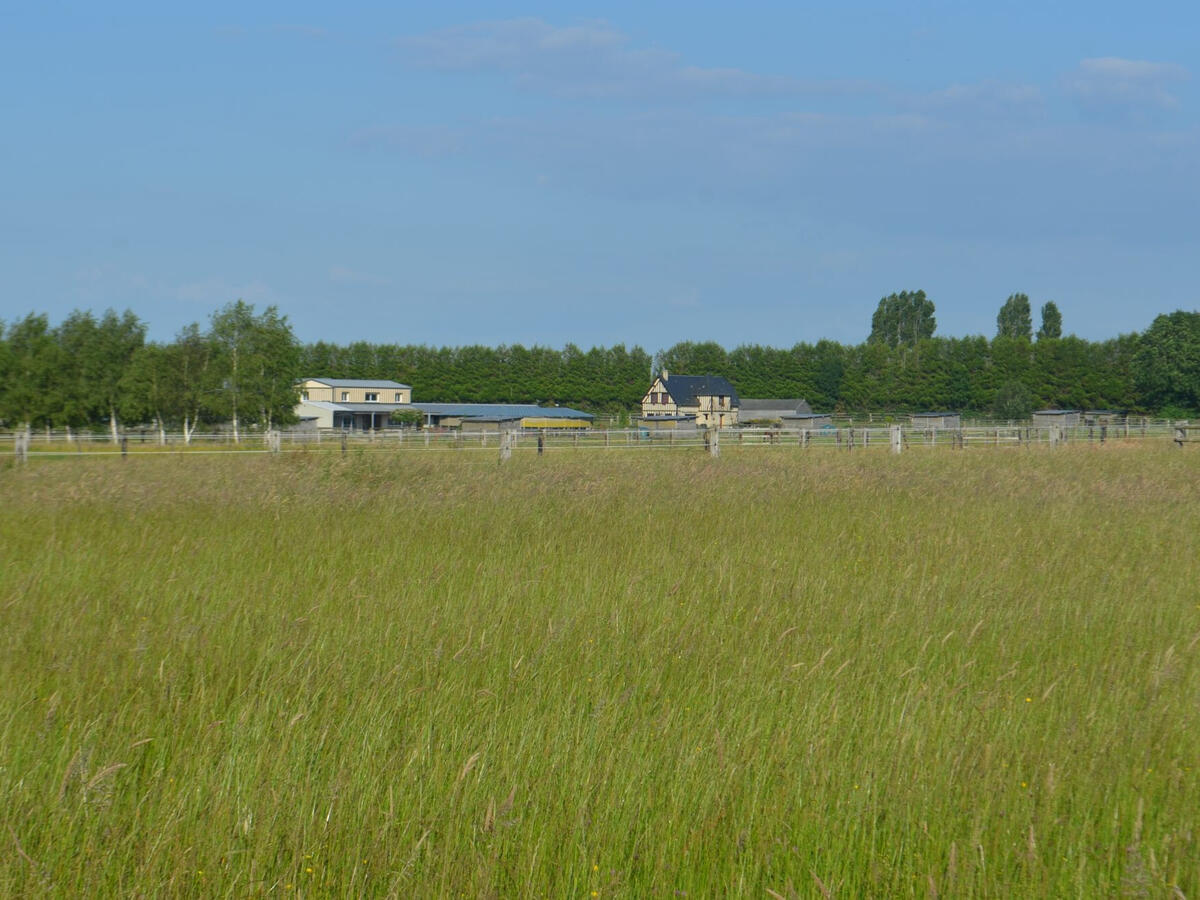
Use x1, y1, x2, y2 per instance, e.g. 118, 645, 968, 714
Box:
2, 1, 1197, 349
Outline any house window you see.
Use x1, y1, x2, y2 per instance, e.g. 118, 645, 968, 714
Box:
394, 392, 402, 402
365, 392, 379, 402
341, 392, 350, 401
301, 391, 309, 401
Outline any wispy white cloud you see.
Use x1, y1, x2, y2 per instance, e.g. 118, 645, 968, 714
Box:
923, 80, 1044, 112
1067, 57, 1188, 110
396, 18, 853, 99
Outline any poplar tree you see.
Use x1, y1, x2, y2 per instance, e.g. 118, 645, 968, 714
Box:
1037, 301, 1063, 340
997, 293, 1033, 341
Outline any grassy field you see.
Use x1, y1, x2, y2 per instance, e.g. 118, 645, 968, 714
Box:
2, 445, 1198, 897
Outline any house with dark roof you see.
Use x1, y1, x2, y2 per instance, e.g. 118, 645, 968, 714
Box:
640, 369, 740, 429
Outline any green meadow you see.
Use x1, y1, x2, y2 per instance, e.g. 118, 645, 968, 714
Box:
2, 445, 1198, 897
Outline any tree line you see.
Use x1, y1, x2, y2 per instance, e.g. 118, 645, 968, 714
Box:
1, 294, 1197, 433
0, 302, 299, 441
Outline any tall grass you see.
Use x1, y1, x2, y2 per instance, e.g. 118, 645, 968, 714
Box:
2, 445, 1198, 896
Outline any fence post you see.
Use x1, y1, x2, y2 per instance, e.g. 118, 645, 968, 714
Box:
499, 429, 513, 462
341, 432, 348, 457
537, 433, 545, 456
266, 430, 281, 453
890, 425, 902, 455
708, 427, 720, 458
121, 435, 128, 458
14, 431, 29, 464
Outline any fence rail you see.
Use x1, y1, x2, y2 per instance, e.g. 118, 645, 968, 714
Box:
4, 419, 1191, 464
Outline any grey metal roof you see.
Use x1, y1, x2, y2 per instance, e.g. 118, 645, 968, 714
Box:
298, 400, 409, 413
411, 403, 593, 420
740, 398, 812, 414
1034, 409, 1081, 415
662, 374, 740, 408
782, 412, 832, 420
303, 378, 411, 389
912, 411, 960, 417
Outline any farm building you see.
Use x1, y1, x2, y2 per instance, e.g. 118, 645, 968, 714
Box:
911, 412, 961, 429
299, 378, 412, 405
782, 412, 833, 429
412, 403, 593, 430
1033, 409, 1081, 427
739, 399, 813, 425
641, 370, 740, 429
295, 378, 414, 430
296, 401, 403, 431
294, 379, 593, 431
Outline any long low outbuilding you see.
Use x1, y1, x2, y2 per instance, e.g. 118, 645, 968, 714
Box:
296, 400, 594, 431
413, 403, 593, 429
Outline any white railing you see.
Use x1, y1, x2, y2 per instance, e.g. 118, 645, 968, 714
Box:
3, 419, 1188, 462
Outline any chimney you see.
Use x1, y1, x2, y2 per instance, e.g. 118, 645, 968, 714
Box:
661, 368, 669, 381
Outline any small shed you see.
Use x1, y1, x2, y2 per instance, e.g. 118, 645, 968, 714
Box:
782, 412, 833, 430
1033, 409, 1081, 427
911, 412, 961, 430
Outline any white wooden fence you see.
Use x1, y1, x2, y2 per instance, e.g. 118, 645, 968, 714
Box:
4, 419, 1189, 463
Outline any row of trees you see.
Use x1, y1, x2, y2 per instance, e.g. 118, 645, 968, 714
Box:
0, 302, 299, 441
868, 290, 1064, 347
2, 297, 1197, 431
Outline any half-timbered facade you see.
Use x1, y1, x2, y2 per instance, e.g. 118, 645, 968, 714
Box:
640, 370, 740, 429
